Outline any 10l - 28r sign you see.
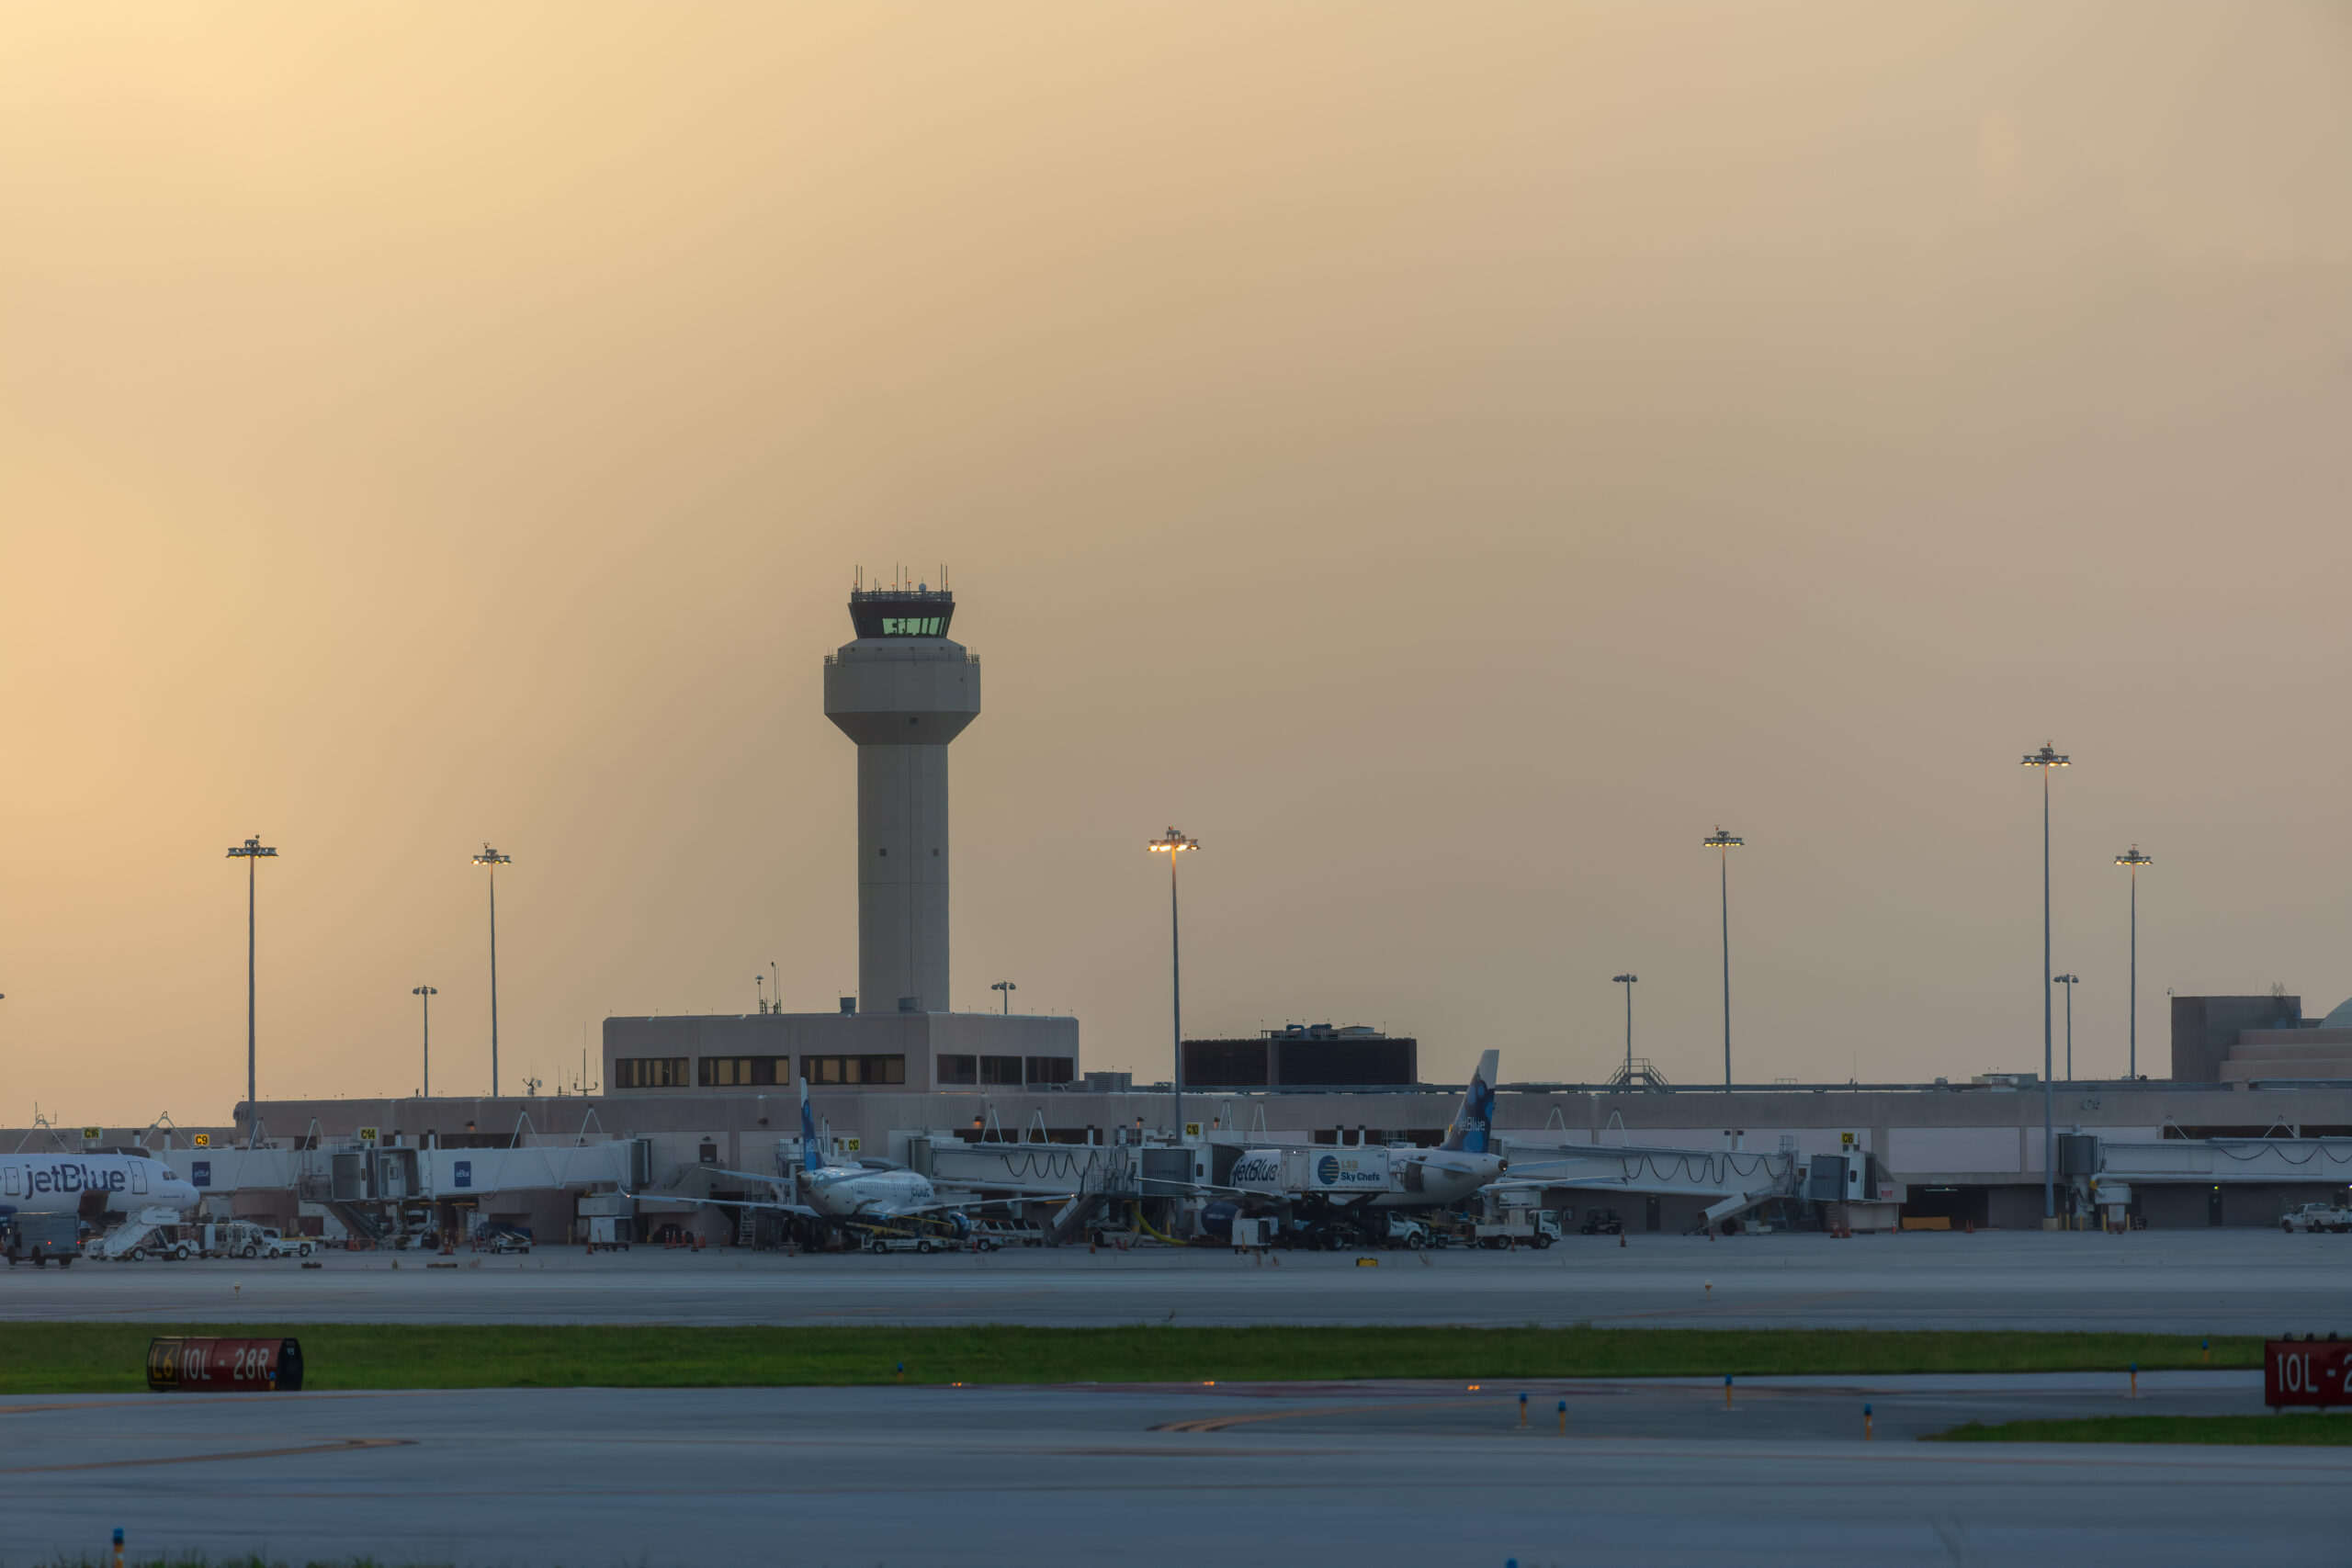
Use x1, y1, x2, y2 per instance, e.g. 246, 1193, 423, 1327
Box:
2264, 1337, 2350, 1409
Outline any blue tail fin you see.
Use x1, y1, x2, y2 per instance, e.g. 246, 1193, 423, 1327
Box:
799, 1077, 823, 1170
1442, 1050, 1499, 1154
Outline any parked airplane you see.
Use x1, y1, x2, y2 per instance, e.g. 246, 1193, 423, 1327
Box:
0, 1149, 198, 1222
1199, 1049, 1510, 1229
634, 1079, 1057, 1234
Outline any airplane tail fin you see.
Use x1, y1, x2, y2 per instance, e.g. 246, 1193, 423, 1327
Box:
1441, 1049, 1499, 1154
798, 1077, 823, 1170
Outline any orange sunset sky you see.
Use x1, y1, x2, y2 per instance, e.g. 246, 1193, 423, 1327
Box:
5, 5, 2351, 1122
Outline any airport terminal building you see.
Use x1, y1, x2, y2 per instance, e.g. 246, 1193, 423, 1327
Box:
30, 585, 2352, 1245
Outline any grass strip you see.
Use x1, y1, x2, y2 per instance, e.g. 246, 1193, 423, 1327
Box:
1933, 1414, 2352, 1445
0, 1324, 2264, 1393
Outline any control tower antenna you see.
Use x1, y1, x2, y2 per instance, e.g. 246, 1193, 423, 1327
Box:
823, 572, 978, 1014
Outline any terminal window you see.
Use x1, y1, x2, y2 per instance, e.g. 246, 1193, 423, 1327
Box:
1025, 1056, 1075, 1085
936, 1055, 977, 1086
805, 1055, 907, 1086
698, 1055, 786, 1088
615, 1056, 690, 1089
979, 1055, 1023, 1086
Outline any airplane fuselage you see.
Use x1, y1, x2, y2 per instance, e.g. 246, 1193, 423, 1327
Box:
0, 1153, 198, 1218
1227, 1146, 1505, 1211
802, 1165, 937, 1222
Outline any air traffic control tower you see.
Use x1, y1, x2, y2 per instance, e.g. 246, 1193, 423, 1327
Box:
597, 576, 1077, 1100
823, 581, 978, 1014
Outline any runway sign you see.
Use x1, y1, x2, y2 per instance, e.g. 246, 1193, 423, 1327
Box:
2265, 1337, 2350, 1408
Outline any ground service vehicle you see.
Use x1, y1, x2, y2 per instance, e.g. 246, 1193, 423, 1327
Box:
863, 1232, 940, 1254
477, 1224, 532, 1254
254, 1227, 314, 1258
1579, 1208, 1624, 1235
1473, 1211, 1561, 1249
1382, 1215, 1433, 1250
2281, 1203, 2352, 1235
6, 1213, 83, 1267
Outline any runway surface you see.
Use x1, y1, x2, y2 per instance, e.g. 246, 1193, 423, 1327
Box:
6, 1230, 2348, 1332
4, 1375, 2341, 1566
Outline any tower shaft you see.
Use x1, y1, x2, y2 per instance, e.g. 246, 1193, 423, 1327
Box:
855, 740, 952, 1014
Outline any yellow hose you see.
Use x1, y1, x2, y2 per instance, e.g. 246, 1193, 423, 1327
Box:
1127, 1201, 1190, 1246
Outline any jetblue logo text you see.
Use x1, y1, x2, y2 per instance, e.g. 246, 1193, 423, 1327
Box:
28, 1165, 126, 1195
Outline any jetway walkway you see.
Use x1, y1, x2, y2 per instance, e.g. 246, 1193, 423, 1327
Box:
2098, 1138, 2352, 1185
1497, 1138, 1800, 1226
908, 1138, 1146, 1245
152, 1140, 640, 1202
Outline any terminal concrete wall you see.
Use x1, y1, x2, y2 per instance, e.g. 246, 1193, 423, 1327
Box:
600, 1011, 1080, 1099
2173, 994, 2301, 1083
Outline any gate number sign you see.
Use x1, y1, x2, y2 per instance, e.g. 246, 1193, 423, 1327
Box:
2265, 1338, 2351, 1409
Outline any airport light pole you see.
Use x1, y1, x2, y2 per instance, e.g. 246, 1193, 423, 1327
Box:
2116, 847, 2153, 1080
224, 836, 278, 1137
1703, 828, 1744, 1087
992, 980, 1016, 1015
2021, 743, 2069, 1220
472, 844, 513, 1097
413, 986, 437, 1096
1613, 974, 1638, 1084
2053, 974, 2078, 1082
1148, 829, 1200, 1140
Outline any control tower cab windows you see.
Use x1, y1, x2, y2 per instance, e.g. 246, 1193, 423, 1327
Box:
877, 616, 946, 637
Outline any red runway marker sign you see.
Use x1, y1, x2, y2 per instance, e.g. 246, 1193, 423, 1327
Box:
146, 1337, 304, 1393
2264, 1338, 2349, 1409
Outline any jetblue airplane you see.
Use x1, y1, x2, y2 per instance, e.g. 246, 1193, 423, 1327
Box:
0, 1149, 198, 1221
640, 1079, 1053, 1235
1217, 1048, 1508, 1212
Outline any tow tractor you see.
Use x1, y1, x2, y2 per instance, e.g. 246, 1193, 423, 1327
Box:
849, 1222, 952, 1254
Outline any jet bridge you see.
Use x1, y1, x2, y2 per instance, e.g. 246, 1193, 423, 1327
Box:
907, 1136, 1146, 1244
2097, 1137, 2352, 1185
1495, 1138, 1800, 1229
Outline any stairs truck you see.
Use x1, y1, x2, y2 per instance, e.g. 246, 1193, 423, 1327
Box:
96, 1207, 190, 1261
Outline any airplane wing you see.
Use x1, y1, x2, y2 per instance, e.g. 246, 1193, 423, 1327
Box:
695, 1167, 798, 1190
621, 1190, 820, 1218
893, 1194, 1074, 1215
1482, 1176, 1643, 1190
